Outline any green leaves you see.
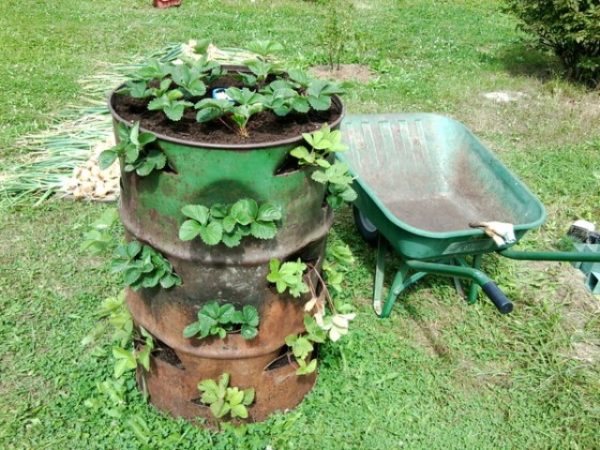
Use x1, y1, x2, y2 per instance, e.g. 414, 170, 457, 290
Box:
285, 332, 318, 376
245, 60, 279, 83
246, 40, 284, 58
136, 327, 155, 372
306, 79, 344, 111
115, 44, 346, 139
224, 88, 265, 137
194, 98, 232, 123
125, 148, 167, 176
226, 87, 264, 106
111, 241, 182, 291
121, 80, 152, 99
80, 209, 119, 255
179, 199, 281, 247
113, 347, 137, 378
170, 64, 207, 97
112, 327, 154, 377
98, 122, 166, 178
147, 89, 193, 121
504, 0, 600, 85
182, 204, 210, 223
196, 88, 265, 137
132, 59, 172, 82
267, 258, 309, 298
323, 242, 355, 293
261, 70, 344, 117
283, 315, 330, 376
230, 198, 258, 225
290, 124, 357, 209
302, 123, 347, 153
183, 302, 260, 341
237, 305, 259, 340
115, 43, 346, 138
197, 373, 255, 420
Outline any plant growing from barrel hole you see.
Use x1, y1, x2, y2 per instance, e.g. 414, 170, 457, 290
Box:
82, 292, 154, 380
267, 258, 309, 298
98, 122, 167, 176
111, 240, 182, 290
197, 373, 255, 419
290, 124, 357, 208
183, 301, 260, 340
113, 326, 155, 378
179, 199, 282, 247
283, 241, 356, 375
323, 242, 355, 293
285, 315, 327, 375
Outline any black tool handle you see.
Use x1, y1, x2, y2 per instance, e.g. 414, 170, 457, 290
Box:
482, 282, 513, 314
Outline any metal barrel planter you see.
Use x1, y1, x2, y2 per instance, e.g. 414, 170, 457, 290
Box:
109, 91, 344, 425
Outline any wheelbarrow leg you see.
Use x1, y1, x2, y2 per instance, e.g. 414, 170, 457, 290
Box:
375, 236, 428, 318
467, 254, 483, 304
453, 255, 483, 304
380, 264, 410, 318
374, 237, 408, 318
373, 235, 387, 316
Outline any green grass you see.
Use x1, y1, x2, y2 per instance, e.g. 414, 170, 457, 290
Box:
1, 0, 600, 449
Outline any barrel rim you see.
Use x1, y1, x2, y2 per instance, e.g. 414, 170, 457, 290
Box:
107, 70, 346, 150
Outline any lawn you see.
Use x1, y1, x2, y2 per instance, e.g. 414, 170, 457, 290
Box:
1, 0, 599, 449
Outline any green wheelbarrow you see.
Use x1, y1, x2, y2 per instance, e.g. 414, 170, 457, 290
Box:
339, 113, 600, 317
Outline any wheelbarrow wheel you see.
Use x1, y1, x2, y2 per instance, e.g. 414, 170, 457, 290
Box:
353, 206, 379, 246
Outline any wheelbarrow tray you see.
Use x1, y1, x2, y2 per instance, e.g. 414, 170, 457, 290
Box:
339, 113, 546, 260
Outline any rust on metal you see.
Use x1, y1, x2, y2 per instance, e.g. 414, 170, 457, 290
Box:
131, 286, 325, 424
112, 69, 343, 424
153, 0, 182, 9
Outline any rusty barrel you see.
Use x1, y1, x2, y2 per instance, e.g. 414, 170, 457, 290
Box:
110, 92, 344, 424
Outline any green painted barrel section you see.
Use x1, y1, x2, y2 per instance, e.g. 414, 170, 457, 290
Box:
120, 138, 329, 265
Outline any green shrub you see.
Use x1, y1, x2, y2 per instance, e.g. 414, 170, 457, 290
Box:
504, 0, 600, 86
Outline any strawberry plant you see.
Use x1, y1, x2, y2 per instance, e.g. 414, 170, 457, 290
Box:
323, 242, 355, 292
80, 209, 119, 255
118, 60, 172, 98
261, 79, 310, 116
266, 258, 309, 298
183, 301, 259, 340
99, 122, 167, 177
147, 88, 194, 121
115, 42, 344, 138
178, 199, 282, 247
111, 240, 182, 290
195, 88, 264, 137
190, 57, 226, 83
291, 124, 357, 208
170, 64, 207, 98
285, 315, 326, 375
113, 327, 155, 378
197, 373, 255, 419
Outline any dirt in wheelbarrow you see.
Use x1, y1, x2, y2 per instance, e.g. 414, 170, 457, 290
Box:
382, 192, 516, 232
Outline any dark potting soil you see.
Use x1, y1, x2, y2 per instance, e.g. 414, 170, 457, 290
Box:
111, 78, 343, 146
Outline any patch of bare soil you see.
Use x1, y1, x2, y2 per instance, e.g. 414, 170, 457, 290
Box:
517, 260, 600, 363
455, 85, 600, 152
409, 316, 451, 359
454, 359, 513, 390
309, 64, 375, 84
404, 289, 463, 359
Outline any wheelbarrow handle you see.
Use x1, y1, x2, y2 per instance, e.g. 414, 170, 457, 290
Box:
481, 282, 513, 314
404, 260, 514, 314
